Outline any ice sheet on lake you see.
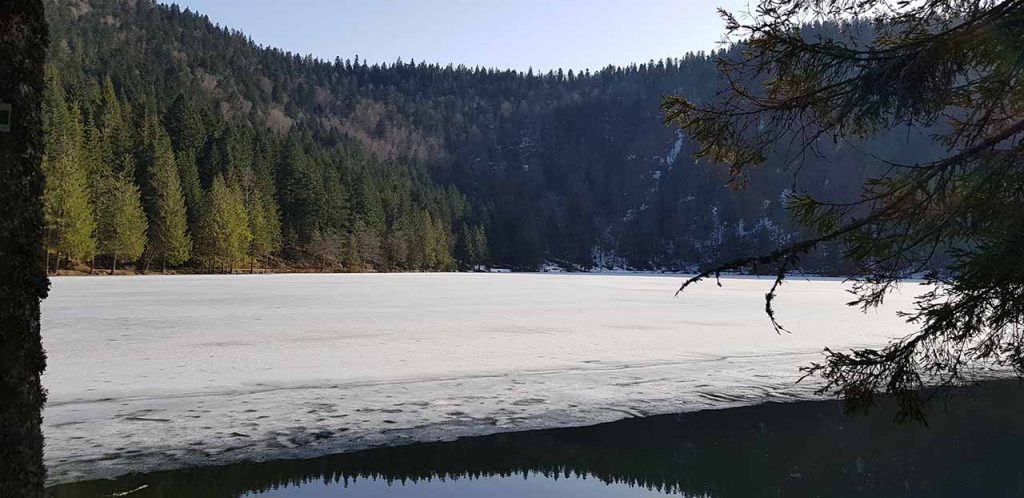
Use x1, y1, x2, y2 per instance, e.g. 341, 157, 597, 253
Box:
42, 273, 921, 484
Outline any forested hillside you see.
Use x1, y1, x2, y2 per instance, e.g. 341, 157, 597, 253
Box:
41, 0, 935, 273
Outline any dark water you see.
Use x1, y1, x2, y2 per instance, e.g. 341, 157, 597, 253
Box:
48, 380, 1024, 497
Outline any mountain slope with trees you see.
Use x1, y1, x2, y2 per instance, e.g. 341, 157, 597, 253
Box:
42, 0, 938, 273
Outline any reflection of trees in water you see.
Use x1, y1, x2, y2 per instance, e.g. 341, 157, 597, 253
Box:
49, 380, 1024, 498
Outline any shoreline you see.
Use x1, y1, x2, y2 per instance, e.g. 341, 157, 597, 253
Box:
45, 268, 862, 279
43, 352, 841, 485
46, 377, 1022, 490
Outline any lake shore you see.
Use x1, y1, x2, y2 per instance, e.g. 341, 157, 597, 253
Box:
47, 378, 1024, 497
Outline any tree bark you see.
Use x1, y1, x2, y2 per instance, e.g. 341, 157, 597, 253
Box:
111, 252, 117, 275
0, 2, 49, 495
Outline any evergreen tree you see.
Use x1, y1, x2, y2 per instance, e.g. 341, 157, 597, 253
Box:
98, 76, 130, 171
175, 148, 204, 225
433, 223, 455, 271
665, 0, 1024, 419
472, 225, 489, 265
408, 209, 434, 269
42, 70, 96, 270
145, 123, 192, 270
241, 167, 282, 271
164, 93, 206, 158
80, 117, 110, 202
96, 167, 148, 274
45, 0, 958, 273
275, 138, 326, 244
195, 175, 252, 271
456, 223, 489, 269
356, 173, 386, 236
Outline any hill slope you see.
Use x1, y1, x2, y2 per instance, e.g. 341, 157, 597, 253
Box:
43, 0, 930, 271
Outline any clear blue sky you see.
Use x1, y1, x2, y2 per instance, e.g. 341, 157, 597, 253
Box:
159, 0, 749, 72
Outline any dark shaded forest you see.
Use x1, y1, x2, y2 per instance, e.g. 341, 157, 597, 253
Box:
42, 0, 939, 273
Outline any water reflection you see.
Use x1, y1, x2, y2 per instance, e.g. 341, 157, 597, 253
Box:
48, 380, 1024, 497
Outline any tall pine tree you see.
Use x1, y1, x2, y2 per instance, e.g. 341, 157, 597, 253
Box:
195, 175, 252, 271
145, 123, 192, 270
42, 69, 96, 271
241, 167, 281, 272
96, 162, 148, 274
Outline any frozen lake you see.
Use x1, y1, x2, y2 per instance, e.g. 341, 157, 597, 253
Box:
42, 273, 920, 484
48, 380, 1024, 498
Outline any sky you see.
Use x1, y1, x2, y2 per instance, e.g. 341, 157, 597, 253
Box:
159, 0, 750, 72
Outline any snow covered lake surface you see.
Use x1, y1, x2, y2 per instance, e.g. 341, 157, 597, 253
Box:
42, 273, 921, 485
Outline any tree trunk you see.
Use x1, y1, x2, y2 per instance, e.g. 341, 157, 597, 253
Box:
44, 249, 50, 275
142, 257, 149, 274
162, 257, 166, 274
0, 1, 50, 493
250, 256, 255, 274
90, 256, 95, 275
54, 251, 61, 274
110, 252, 117, 275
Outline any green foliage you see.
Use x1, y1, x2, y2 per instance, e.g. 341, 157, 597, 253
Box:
241, 167, 282, 261
99, 76, 132, 172
195, 175, 252, 270
456, 223, 489, 268
42, 70, 97, 265
47, 0, 881, 272
145, 123, 192, 266
174, 148, 203, 225
96, 165, 148, 265
45, 0, 950, 273
665, 0, 1024, 419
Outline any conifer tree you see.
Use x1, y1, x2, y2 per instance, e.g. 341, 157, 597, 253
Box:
99, 76, 130, 170
42, 71, 96, 271
357, 173, 386, 236
165, 94, 206, 158
472, 225, 489, 265
433, 223, 455, 271
195, 175, 252, 271
241, 168, 282, 272
175, 149, 203, 225
146, 123, 192, 270
664, 0, 1024, 419
408, 210, 453, 270
96, 164, 148, 274
457, 223, 490, 268
81, 117, 110, 201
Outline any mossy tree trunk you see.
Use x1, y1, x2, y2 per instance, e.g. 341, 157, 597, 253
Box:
0, 1, 49, 496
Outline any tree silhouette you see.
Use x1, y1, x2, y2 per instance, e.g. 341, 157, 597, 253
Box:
664, 0, 1024, 420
